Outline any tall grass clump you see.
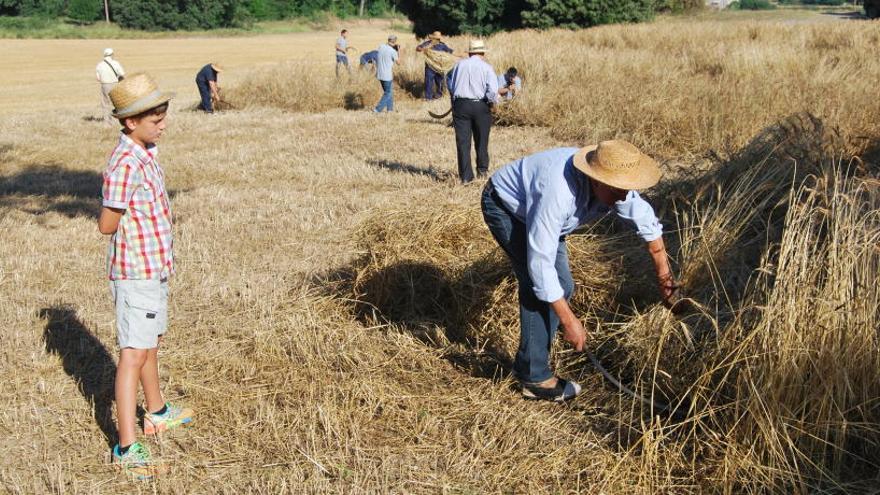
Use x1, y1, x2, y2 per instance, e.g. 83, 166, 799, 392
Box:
225, 61, 384, 112
229, 22, 880, 160
346, 112, 880, 491
483, 22, 880, 158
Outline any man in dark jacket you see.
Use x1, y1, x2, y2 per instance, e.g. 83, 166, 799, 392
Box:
195, 63, 222, 114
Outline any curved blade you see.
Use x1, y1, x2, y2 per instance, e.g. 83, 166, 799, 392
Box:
428, 107, 452, 119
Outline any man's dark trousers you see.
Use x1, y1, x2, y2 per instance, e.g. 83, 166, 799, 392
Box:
424, 66, 445, 99
197, 80, 213, 112
452, 98, 492, 183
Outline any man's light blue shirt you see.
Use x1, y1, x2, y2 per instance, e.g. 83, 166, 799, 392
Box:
376, 43, 398, 82
497, 74, 521, 100
490, 147, 664, 302
449, 55, 499, 102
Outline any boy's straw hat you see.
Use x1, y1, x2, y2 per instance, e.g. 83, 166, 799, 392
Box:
388, 34, 398, 42
110, 72, 175, 119
573, 140, 661, 190
468, 39, 488, 53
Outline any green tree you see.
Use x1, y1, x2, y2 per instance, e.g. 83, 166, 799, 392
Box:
396, 0, 523, 36
67, 0, 102, 22
521, 0, 655, 30
112, 0, 239, 30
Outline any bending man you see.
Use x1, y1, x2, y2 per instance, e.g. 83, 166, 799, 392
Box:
195, 63, 222, 114
481, 141, 679, 402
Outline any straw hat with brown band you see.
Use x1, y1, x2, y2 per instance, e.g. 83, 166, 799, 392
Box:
110, 72, 175, 119
468, 39, 488, 54
572, 140, 661, 191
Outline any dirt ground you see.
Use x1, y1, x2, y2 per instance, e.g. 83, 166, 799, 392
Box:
0, 22, 411, 116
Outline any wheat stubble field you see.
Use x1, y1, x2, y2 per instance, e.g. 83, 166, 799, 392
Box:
2, 11, 880, 494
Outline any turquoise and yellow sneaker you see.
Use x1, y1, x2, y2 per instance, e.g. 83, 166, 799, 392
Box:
112, 442, 165, 480
143, 402, 194, 436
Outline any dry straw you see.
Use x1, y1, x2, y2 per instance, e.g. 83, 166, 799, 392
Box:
346, 111, 880, 492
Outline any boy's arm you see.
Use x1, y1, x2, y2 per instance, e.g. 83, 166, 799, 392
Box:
98, 206, 125, 235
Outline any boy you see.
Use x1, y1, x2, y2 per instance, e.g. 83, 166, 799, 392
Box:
100, 73, 193, 479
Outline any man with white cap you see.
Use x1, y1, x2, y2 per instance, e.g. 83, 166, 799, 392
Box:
481, 141, 683, 402
96, 48, 125, 124
448, 39, 498, 184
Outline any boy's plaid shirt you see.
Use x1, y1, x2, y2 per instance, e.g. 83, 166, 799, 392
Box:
102, 133, 173, 280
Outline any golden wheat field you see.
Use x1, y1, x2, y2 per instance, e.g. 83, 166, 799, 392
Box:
2, 10, 880, 494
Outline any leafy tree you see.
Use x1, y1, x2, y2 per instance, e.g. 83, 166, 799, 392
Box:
112, 0, 239, 30
67, 0, 102, 22
521, 0, 655, 30
396, 0, 522, 36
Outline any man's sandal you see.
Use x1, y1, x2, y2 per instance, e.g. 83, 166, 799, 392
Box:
521, 379, 582, 402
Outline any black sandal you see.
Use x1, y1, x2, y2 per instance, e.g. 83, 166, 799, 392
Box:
521, 378, 582, 402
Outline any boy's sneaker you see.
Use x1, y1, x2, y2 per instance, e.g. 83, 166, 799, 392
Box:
112, 442, 165, 480
143, 402, 194, 435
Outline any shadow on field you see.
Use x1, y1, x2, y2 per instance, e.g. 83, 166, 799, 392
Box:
0, 165, 103, 218
368, 159, 453, 182
0, 161, 183, 219
820, 10, 865, 20
326, 256, 515, 381
41, 305, 119, 447
394, 75, 425, 100
344, 91, 366, 110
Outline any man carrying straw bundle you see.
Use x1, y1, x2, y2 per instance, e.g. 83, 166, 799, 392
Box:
416, 31, 454, 100
481, 141, 681, 402
448, 40, 498, 184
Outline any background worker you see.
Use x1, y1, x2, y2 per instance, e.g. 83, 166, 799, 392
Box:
360, 49, 378, 70
96, 48, 125, 124
497, 67, 522, 101
336, 29, 352, 79
481, 140, 681, 402
415, 31, 454, 100
448, 40, 498, 184
373, 35, 400, 113
195, 63, 222, 114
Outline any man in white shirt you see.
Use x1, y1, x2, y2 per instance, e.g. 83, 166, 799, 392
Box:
336, 29, 351, 79
448, 40, 498, 184
96, 48, 125, 124
373, 35, 400, 113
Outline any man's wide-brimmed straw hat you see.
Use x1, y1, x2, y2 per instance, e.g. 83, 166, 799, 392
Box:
468, 39, 488, 53
211, 62, 224, 72
573, 140, 661, 190
110, 72, 175, 119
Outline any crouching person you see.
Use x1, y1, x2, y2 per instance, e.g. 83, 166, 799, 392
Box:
100, 73, 193, 479
481, 141, 680, 402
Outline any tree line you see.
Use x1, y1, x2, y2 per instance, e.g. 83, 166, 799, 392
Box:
0, 0, 703, 33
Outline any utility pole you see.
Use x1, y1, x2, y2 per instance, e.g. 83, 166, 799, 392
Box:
104, 0, 110, 23
359, 0, 365, 16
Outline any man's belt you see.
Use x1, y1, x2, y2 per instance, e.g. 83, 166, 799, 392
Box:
453, 97, 486, 102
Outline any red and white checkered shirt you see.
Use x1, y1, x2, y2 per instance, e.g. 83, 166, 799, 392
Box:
102, 133, 173, 280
